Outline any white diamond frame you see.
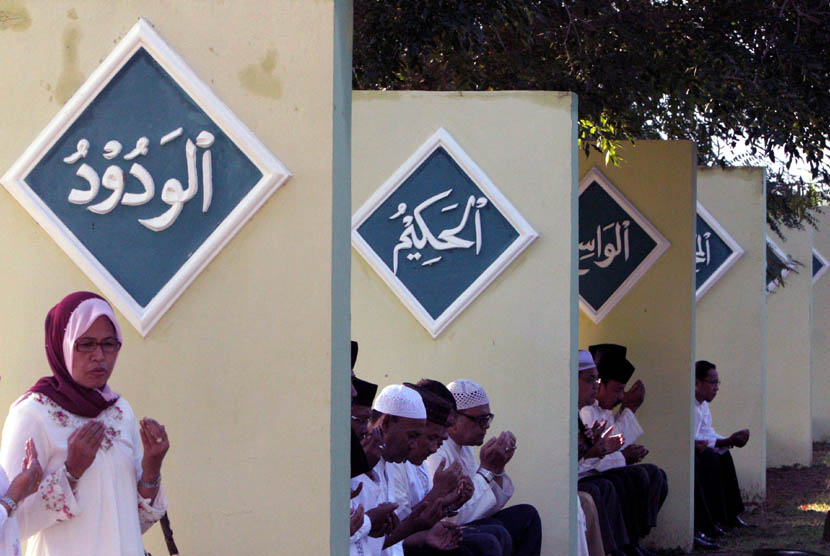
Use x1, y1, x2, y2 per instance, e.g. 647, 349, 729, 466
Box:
695, 202, 745, 301
766, 236, 792, 293
352, 127, 538, 338
1, 18, 291, 336
813, 248, 829, 285
578, 167, 671, 324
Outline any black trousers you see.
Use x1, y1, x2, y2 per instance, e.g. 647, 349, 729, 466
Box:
600, 463, 668, 541
578, 476, 629, 552
694, 448, 744, 530
404, 505, 541, 556
470, 504, 542, 556
404, 521, 512, 556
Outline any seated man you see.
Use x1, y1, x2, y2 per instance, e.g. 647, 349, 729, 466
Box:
694, 360, 749, 540
394, 380, 512, 556
425, 379, 542, 556
576, 350, 631, 556
579, 344, 667, 554
351, 384, 461, 556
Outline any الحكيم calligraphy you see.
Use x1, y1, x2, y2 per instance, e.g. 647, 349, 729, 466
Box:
578, 219, 631, 276
61, 127, 214, 232
389, 188, 488, 275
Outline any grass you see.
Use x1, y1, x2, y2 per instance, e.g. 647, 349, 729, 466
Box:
653, 442, 830, 555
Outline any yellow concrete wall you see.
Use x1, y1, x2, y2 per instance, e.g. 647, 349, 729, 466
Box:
695, 168, 767, 502
352, 91, 579, 556
812, 212, 830, 441
766, 225, 813, 467
578, 142, 696, 550
0, 3, 350, 555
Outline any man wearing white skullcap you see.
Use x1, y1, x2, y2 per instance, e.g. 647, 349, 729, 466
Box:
424, 380, 542, 556
351, 384, 462, 556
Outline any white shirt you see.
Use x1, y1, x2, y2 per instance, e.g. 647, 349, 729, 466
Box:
390, 461, 432, 521
577, 494, 589, 556
349, 460, 403, 556
694, 400, 727, 454
0, 393, 167, 556
578, 401, 644, 475
424, 437, 514, 525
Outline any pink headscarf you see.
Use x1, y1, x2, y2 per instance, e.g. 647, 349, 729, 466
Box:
29, 291, 121, 417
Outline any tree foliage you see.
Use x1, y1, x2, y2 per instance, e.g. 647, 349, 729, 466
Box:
353, 0, 830, 229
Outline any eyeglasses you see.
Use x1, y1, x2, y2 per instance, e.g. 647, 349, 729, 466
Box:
351, 416, 369, 426
75, 338, 122, 353
458, 412, 494, 427
703, 379, 721, 386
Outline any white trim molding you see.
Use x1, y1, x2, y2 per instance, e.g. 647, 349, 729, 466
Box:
766, 236, 793, 294
695, 202, 745, 301
352, 127, 538, 338
1, 18, 291, 336
578, 166, 671, 324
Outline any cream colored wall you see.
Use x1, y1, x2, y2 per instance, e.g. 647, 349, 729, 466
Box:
352, 91, 579, 556
812, 212, 830, 441
578, 142, 696, 550
0, 3, 349, 555
695, 168, 766, 502
766, 225, 813, 467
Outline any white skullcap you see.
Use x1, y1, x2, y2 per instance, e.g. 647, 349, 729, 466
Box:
578, 350, 597, 373
447, 379, 490, 410
373, 384, 427, 419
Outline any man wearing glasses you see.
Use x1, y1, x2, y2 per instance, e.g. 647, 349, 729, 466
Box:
693, 360, 750, 545
424, 379, 542, 556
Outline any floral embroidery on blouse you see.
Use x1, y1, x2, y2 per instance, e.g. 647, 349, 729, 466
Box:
101, 426, 121, 450
40, 471, 74, 521
34, 394, 124, 451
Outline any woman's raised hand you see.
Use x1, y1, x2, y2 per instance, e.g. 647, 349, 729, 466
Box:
65, 421, 106, 479
8, 438, 43, 502
139, 418, 169, 472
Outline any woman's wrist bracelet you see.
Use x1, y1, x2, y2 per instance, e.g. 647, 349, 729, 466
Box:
138, 474, 161, 489
0, 496, 17, 516
64, 463, 80, 483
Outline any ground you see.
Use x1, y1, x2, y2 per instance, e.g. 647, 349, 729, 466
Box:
655, 442, 830, 556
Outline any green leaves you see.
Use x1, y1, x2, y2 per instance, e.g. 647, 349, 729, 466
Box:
353, 0, 830, 228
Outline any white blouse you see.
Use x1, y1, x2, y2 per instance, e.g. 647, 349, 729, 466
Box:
0, 465, 20, 556
0, 393, 166, 556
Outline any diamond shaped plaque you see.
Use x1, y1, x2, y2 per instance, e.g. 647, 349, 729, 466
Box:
578, 167, 670, 323
695, 202, 745, 301
1, 19, 290, 336
813, 248, 828, 285
766, 237, 792, 293
352, 128, 538, 338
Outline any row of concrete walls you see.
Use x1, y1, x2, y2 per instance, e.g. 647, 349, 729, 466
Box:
695, 168, 767, 501
813, 212, 830, 442
351, 91, 579, 556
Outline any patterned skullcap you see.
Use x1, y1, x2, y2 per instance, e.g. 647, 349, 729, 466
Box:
578, 350, 597, 373
373, 384, 427, 419
447, 379, 490, 410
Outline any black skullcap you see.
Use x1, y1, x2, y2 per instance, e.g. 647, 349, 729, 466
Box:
415, 378, 457, 411
404, 383, 453, 427
352, 377, 378, 408
589, 343, 635, 384
351, 341, 359, 370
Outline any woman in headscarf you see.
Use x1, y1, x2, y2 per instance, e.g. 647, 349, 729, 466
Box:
0, 291, 170, 555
